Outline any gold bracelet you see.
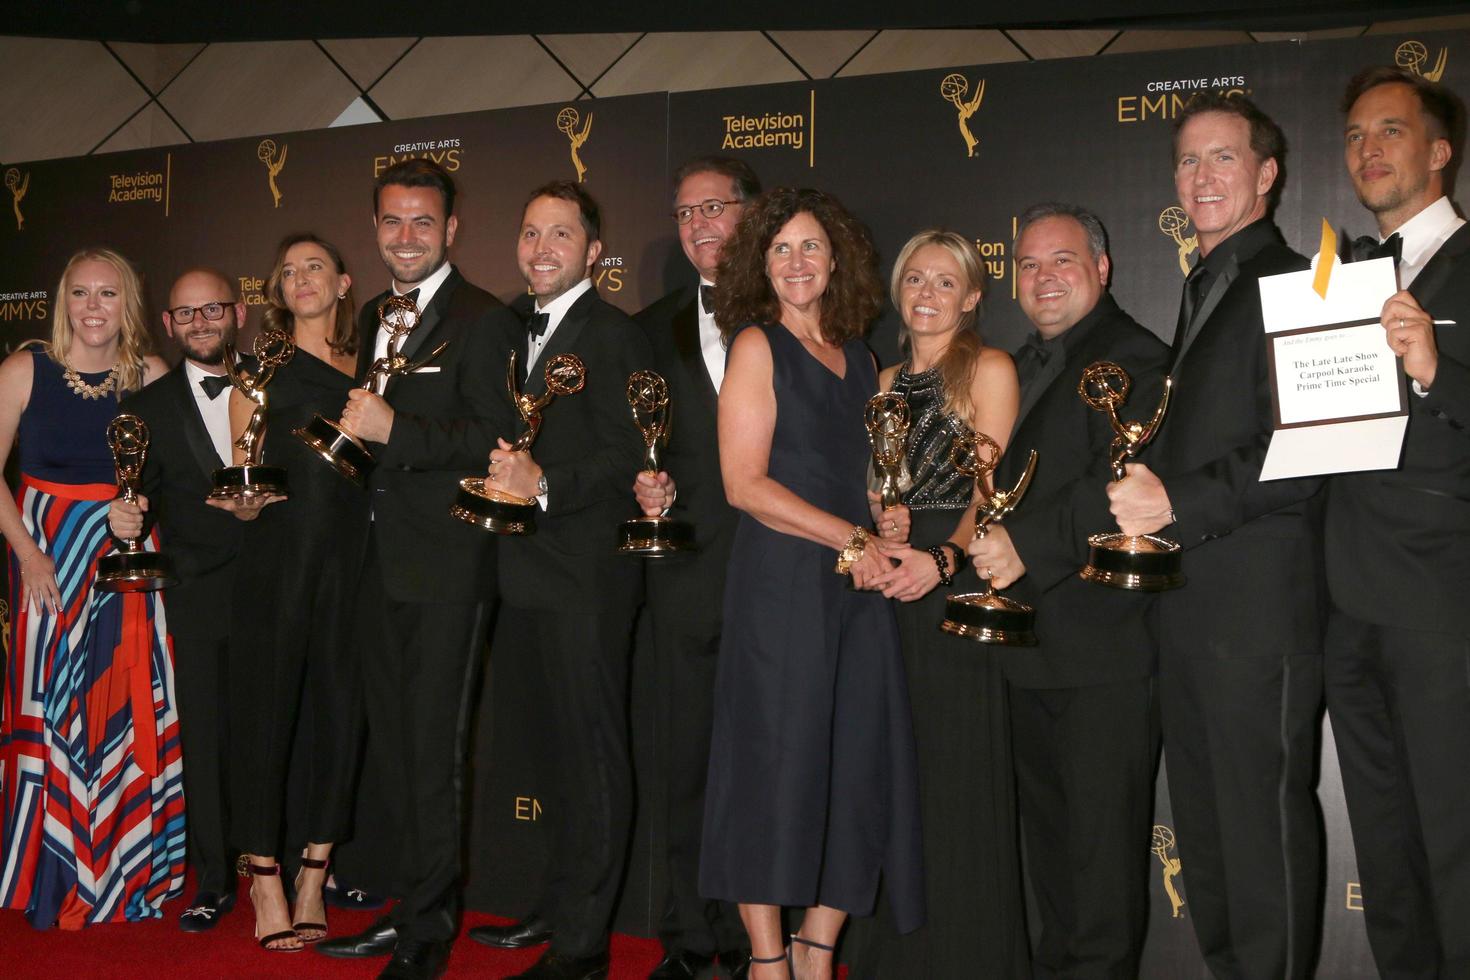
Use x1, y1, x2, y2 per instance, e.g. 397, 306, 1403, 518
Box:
834, 525, 869, 575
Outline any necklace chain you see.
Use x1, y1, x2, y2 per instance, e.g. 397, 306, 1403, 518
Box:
63, 365, 118, 400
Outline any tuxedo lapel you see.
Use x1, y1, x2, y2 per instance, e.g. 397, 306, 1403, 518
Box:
356, 291, 388, 382
1410, 224, 1470, 309
397, 269, 458, 362
172, 368, 225, 475
1171, 255, 1239, 370
1012, 355, 1066, 437
670, 293, 718, 416
526, 288, 595, 397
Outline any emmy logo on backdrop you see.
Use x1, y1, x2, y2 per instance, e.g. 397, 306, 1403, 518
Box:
556, 107, 593, 183
617, 370, 696, 556
451, 351, 587, 535
1397, 39, 1448, 82
938, 430, 1039, 646
939, 73, 986, 158
257, 138, 287, 208
1159, 206, 1199, 277
5, 168, 28, 231
97, 415, 177, 592
295, 294, 445, 485
1152, 825, 1186, 918
1077, 362, 1183, 591
210, 328, 295, 500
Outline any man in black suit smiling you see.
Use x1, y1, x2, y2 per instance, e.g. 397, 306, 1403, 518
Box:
107, 268, 247, 933
1326, 66, 1470, 979
630, 156, 759, 980
315, 159, 516, 980
465, 181, 648, 980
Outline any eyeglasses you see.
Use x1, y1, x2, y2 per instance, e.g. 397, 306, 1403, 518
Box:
168, 302, 232, 323
673, 199, 741, 225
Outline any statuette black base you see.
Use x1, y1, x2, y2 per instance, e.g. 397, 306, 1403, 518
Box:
96, 550, 177, 593
209, 464, 290, 500
939, 592, 1037, 646
617, 515, 696, 556
294, 416, 374, 486
450, 477, 537, 535
1079, 532, 1185, 592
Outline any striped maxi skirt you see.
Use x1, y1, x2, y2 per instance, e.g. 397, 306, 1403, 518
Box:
0, 475, 185, 928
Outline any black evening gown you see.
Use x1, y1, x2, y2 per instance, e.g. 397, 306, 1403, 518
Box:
700, 322, 925, 935
228, 347, 370, 855
846, 363, 1030, 978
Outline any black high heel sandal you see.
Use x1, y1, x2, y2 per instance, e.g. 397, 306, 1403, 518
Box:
292, 855, 329, 942
788, 935, 836, 979
749, 951, 790, 978
241, 859, 303, 952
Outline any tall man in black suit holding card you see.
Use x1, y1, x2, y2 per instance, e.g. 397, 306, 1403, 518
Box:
1327, 67, 1470, 979
967, 203, 1167, 977
630, 156, 759, 980
315, 160, 517, 980
107, 268, 247, 932
465, 181, 648, 980
1107, 94, 1326, 979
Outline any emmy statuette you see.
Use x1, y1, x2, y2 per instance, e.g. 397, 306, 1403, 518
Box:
209, 328, 295, 500
294, 294, 447, 485
97, 414, 178, 592
938, 431, 1039, 646
450, 351, 587, 535
1077, 361, 1183, 591
616, 370, 695, 555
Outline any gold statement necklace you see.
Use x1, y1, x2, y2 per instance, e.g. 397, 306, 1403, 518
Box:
62, 364, 119, 400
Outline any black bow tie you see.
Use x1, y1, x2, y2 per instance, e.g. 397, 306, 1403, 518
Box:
1021, 332, 1054, 364
1350, 232, 1402, 265
398, 287, 421, 308
527, 311, 550, 337
199, 374, 231, 400
700, 284, 715, 315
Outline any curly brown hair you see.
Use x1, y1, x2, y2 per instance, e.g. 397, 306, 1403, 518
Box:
713, 187, 884, 346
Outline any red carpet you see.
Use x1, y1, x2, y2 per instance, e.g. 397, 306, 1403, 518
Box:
0, 878, 664, 979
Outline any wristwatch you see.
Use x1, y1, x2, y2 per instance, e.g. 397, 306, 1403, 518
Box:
537, 473, 549, 496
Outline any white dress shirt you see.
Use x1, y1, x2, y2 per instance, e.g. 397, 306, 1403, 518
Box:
1393, 195, 1465, 290
183, 359, 233, 465
527, 277, 594, 378
697, 278, 726, 393
371, 260, 453, 394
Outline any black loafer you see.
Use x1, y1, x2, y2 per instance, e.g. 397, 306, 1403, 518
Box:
177, 889, 236, 932
649, 948, 715, 979
316, 915, 399, 957
377, 938, 449, 979
325, 880, 388, 910
467, 915, 553, 949
718, 948, 753, 979
511, 949, 610, 980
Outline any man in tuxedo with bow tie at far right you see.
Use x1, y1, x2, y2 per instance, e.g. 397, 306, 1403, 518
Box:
1105, 93, 1326, 980
465, 180, 648, 980
1326, 66, 1470, 980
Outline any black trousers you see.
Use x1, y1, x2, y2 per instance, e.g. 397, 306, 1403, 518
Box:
1325, 607, 1470, 979
497, 603, 636, 959
1157, 634, 1322, 980
166, 570, 234, 893
359, 542, 488, 945
648, 611, 744, 956
1010, 679, 1158, 980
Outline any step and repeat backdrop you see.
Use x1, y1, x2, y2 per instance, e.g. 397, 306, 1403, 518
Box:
3, 26, 1465, 978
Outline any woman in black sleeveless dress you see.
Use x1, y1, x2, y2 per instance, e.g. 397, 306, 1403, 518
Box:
701, 189, 923, 980
850, 229, 1028, 977
218, 234, 368, 951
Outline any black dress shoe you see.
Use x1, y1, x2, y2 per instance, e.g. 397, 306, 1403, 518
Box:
177, 889, 236, 932
467, 915, 553, 949
377, 938, 449, 979
718, 948, 753, 979
649, 948, 715, 979
316, 915, 399, 958
324, 879, 387, 910
511, 949, 610, 980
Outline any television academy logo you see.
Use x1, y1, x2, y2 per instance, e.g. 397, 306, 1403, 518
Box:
258, 139, 287, 208
557, 107, 593, 183
5, 168, 28, 231
939, 73, 985, 158
1152, 824, 1186, 918
1159, 206, 1198, 277
1397, 39, 1448, 81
